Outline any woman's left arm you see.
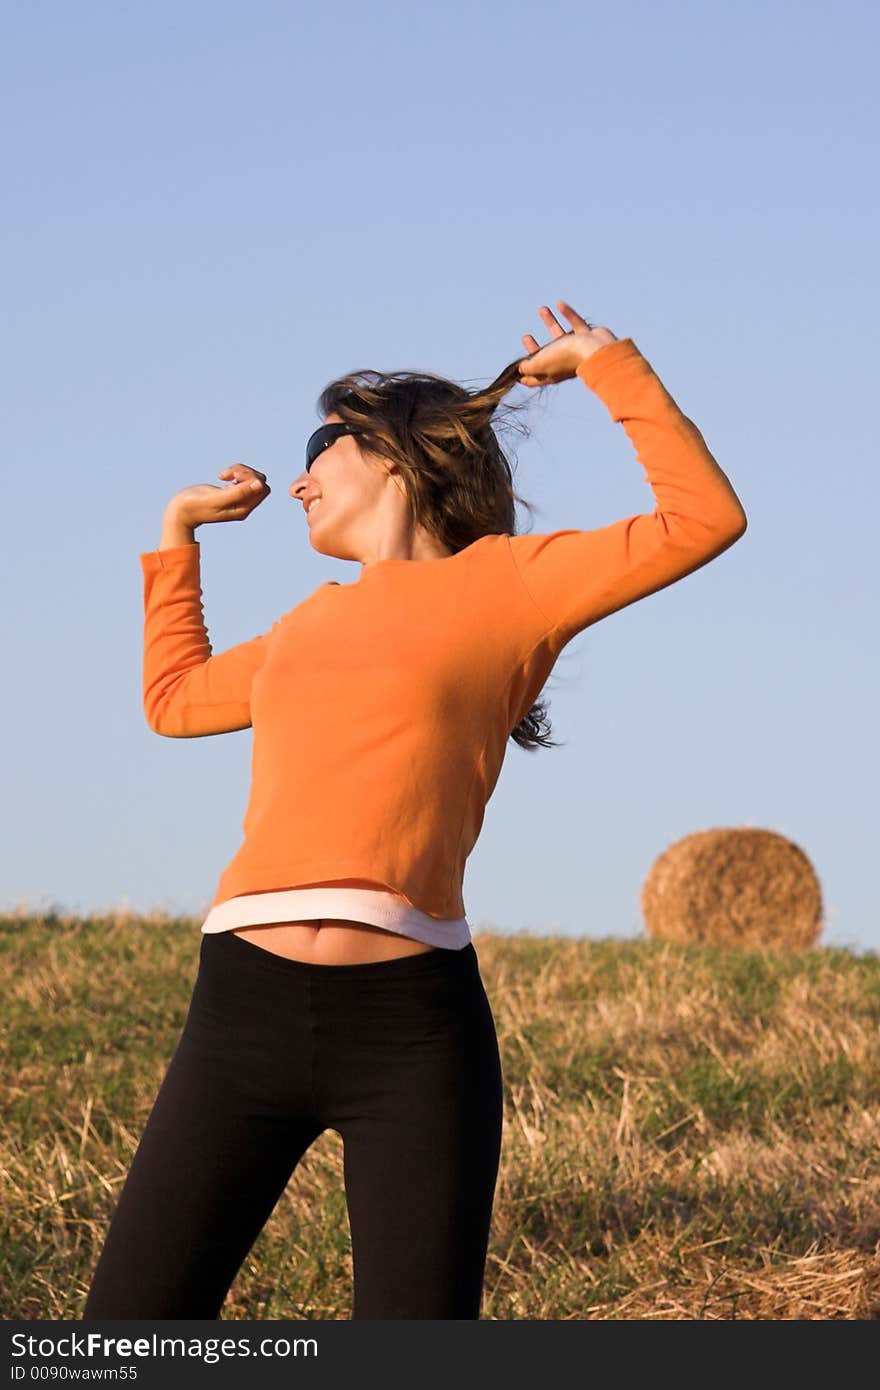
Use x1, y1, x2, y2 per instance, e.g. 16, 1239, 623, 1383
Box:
507, 301, 747, 650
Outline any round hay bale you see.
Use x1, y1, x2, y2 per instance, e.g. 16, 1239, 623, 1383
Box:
640, 827, 824, 950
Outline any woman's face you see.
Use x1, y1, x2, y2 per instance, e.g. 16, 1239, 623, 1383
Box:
289, 413, 398, 563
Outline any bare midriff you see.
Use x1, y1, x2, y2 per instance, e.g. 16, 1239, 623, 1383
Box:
230, 919, 438, 964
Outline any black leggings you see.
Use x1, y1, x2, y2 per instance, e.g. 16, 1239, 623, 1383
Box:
82, 930, 504, 1320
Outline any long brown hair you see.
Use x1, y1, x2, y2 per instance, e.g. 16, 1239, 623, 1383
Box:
317, 355, 566, 751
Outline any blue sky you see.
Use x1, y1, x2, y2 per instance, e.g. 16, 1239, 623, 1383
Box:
2, 1, 877, 952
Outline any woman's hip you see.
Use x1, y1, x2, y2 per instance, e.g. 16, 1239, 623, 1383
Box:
185, 929, 501, 1105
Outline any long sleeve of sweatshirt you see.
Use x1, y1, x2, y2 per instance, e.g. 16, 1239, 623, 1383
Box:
507, 337, 747, 657
139, 545, 281, 737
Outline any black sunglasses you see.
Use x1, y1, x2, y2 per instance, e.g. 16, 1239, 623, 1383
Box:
305, 422, 363, 472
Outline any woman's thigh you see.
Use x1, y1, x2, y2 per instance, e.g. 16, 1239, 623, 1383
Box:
319, 949, 504, 1319
82, 945, 324, 1320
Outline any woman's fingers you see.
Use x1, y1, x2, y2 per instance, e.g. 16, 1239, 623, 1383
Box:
520, 303, 567, 373
519, 300, 595, 374
557, 299, 592, 330
218, 463, 267, 480
215, 466, 270, 503
538, 305, 567, 337
522, 301, 585, 358
218, 464, 268, 486
534, 300, 593, 340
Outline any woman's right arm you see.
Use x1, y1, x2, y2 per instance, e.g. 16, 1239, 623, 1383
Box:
142, 468, 275, 738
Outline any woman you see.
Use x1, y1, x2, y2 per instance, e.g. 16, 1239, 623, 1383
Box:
82, 301, 747, 1320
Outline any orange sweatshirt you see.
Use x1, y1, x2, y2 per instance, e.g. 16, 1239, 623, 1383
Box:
140, 337, 747, 927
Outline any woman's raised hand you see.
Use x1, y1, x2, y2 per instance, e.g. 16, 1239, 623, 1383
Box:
518, 301, 618, 387
166, 464, 271, 529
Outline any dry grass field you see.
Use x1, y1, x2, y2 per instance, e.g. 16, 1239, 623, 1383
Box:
2, 909, 879, 1320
